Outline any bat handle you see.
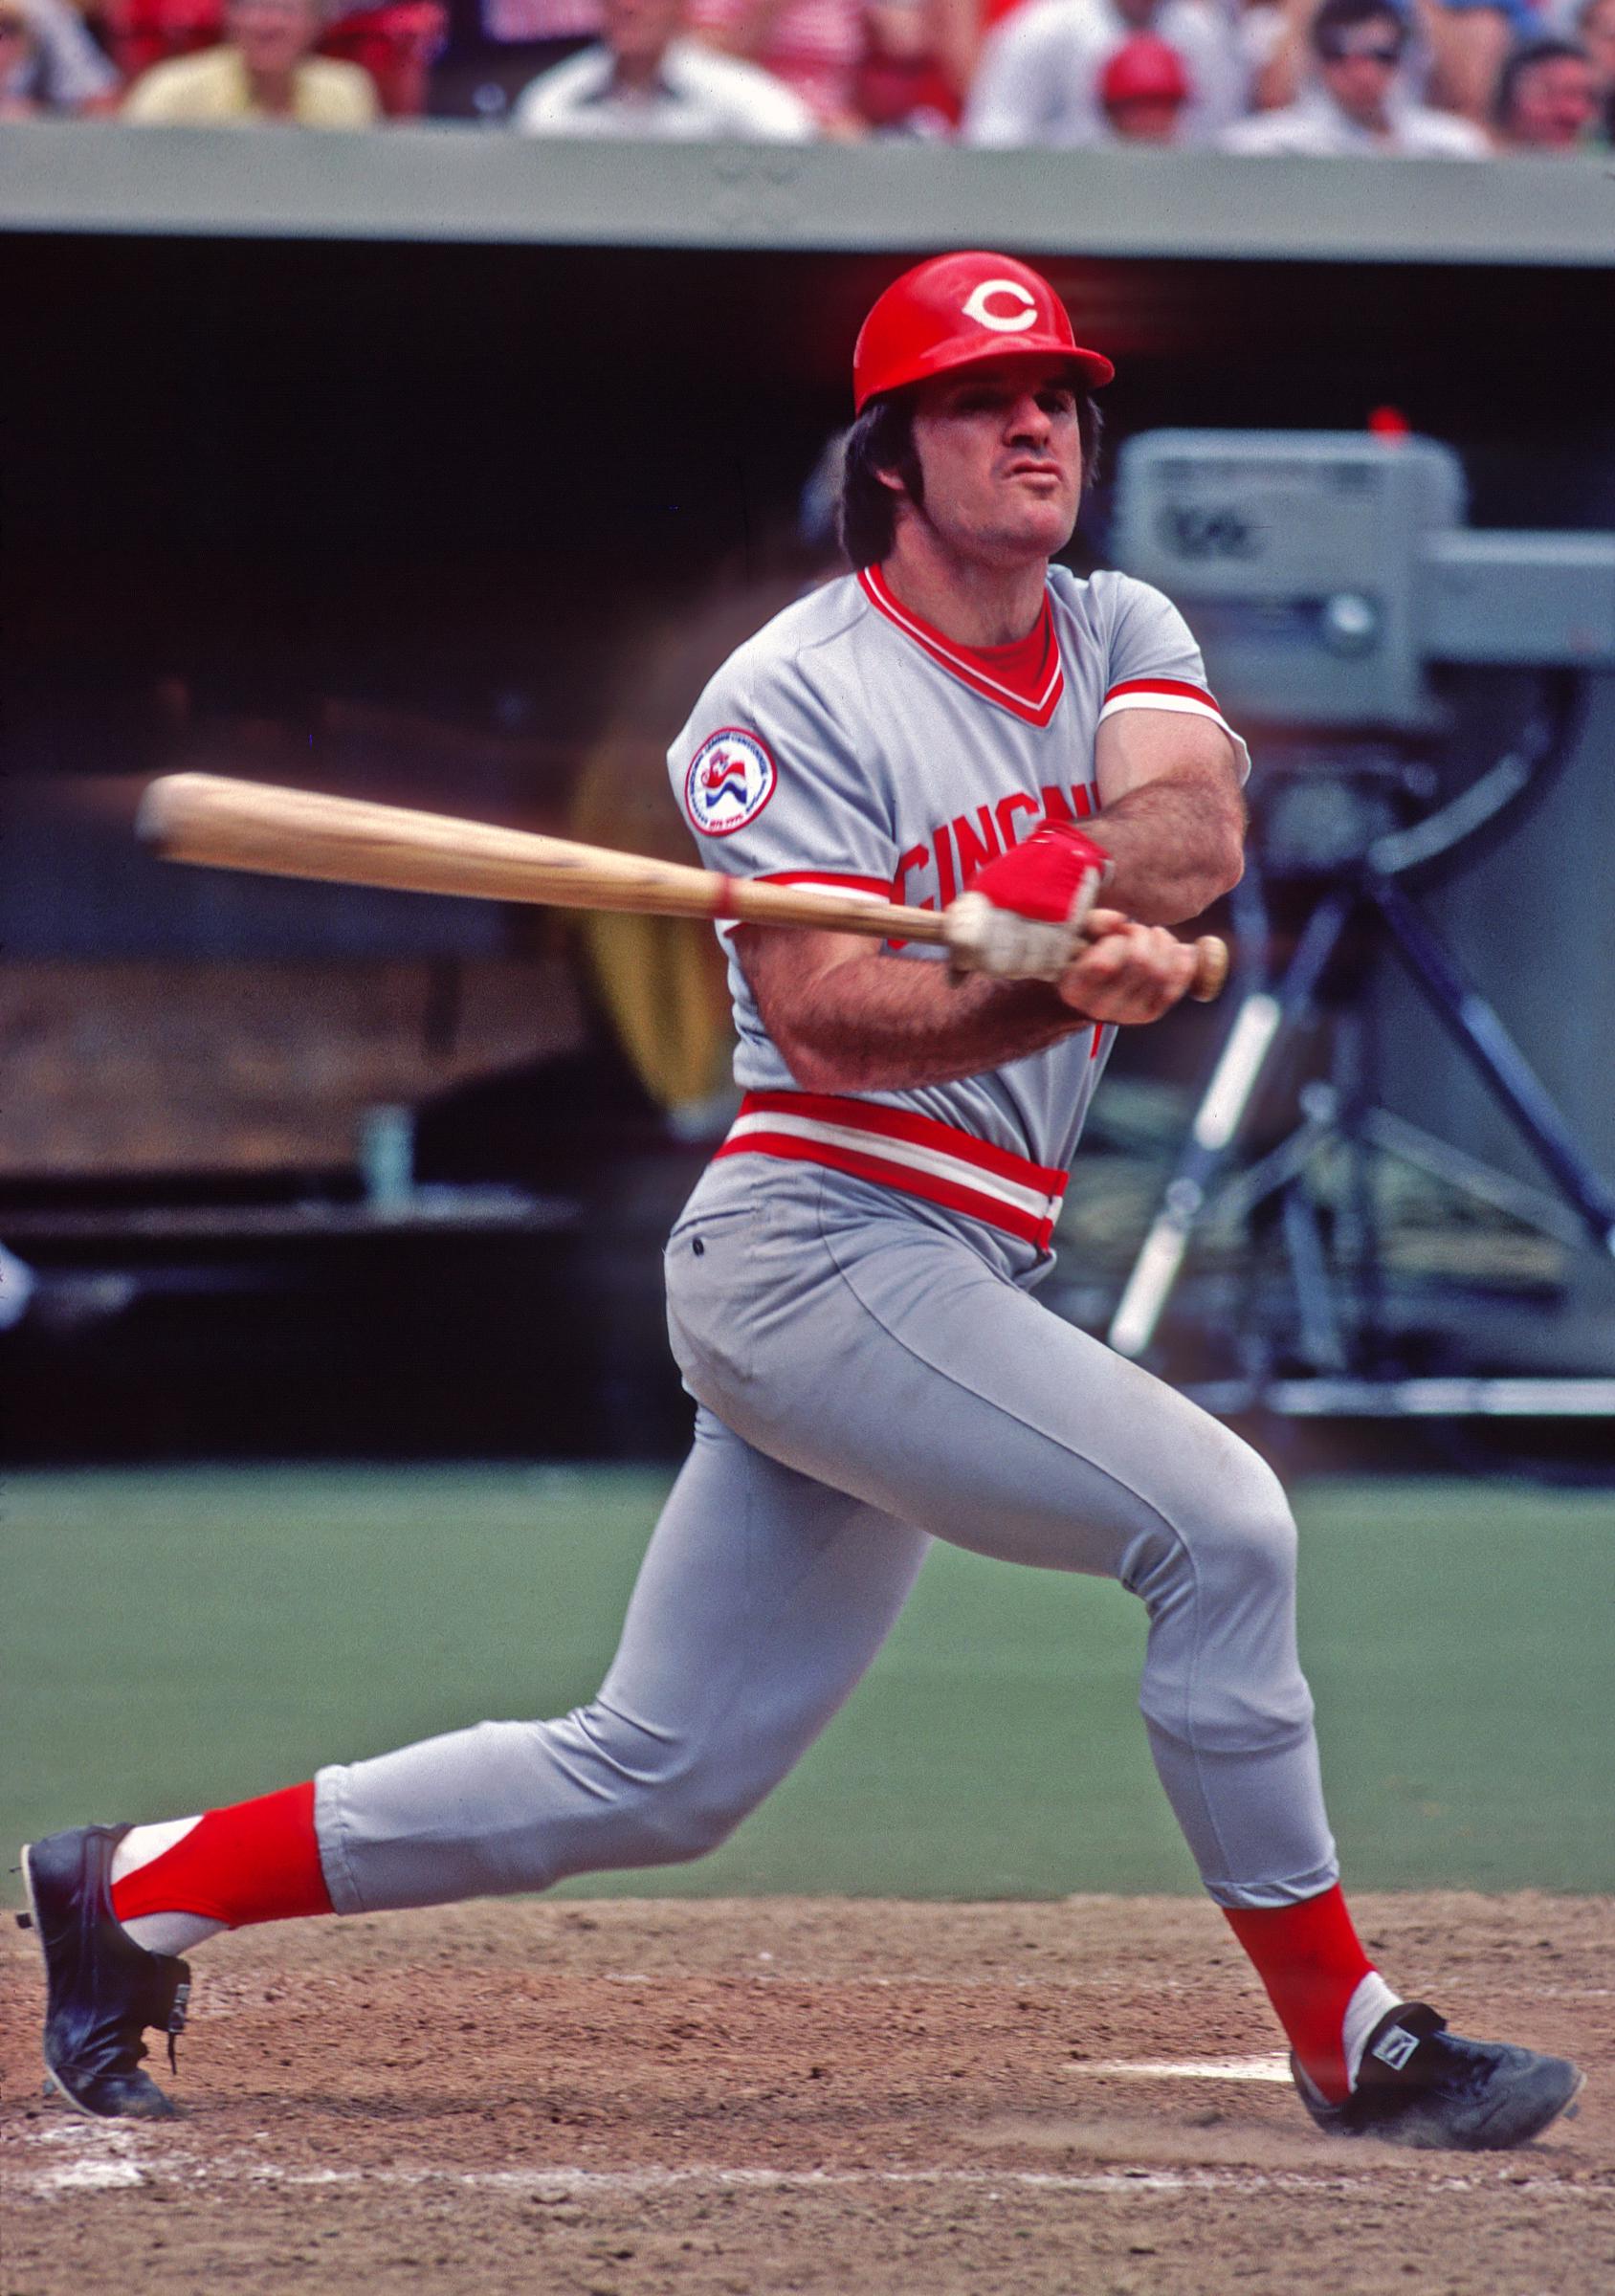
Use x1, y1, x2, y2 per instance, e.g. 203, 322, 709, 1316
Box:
1189, 935, 1230, 1003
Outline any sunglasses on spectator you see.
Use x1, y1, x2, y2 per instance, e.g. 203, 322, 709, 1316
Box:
0, 13, 31, 31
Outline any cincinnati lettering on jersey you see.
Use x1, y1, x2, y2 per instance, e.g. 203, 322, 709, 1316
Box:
747, 782, 1097, 923
892, 780, 1095, 915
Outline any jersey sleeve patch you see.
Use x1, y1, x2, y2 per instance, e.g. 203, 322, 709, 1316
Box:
683, 728, 778, 838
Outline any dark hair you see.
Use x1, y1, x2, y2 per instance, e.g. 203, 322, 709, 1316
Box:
1493, 34, 1591, 125
837, 384, 1104, 571
1310, 0, 1405, 55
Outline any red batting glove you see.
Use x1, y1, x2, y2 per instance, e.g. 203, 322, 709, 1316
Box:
945, 822, 1113, 981
969, 822, 1112, 921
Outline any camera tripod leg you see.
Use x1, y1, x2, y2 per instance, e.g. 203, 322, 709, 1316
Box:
1108, 889, 1354, 1359
1369, 875, 1615, 1255
1281, 1181, 1347, 1371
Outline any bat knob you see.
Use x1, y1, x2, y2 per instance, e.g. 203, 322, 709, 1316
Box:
1190, 936, 1230, 1003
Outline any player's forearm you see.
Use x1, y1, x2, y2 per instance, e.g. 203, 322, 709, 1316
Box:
1088, 771, 1245, 926
745, 940, 1085, 1094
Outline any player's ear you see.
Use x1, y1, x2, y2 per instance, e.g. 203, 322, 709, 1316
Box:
837, 391, 924, 565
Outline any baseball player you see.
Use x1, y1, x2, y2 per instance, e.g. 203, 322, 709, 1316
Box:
23, 253, 1583, 2152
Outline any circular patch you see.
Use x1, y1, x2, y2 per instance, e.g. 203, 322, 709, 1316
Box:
684, 728, 777, 839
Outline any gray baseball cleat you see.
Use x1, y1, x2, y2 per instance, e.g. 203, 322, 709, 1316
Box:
18, 1824, 190, 2119
1293, 2000, 1583, 2151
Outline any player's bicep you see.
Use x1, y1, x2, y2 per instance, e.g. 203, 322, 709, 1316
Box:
1094, 706, 1244, 811
1096, 574, 1252, 795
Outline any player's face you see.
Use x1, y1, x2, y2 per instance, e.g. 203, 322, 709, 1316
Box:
906, 358, 1083, 570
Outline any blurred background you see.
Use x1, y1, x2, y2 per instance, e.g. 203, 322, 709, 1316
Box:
3, 100, 1612, 1892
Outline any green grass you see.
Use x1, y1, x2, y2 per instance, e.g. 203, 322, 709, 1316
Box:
2, 1467, 1610, 1901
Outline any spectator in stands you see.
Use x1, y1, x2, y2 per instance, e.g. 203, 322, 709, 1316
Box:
1417, 0, 1534, 130
0, 0, 46, 107
102, 0, 224, 86
1492, 33, 1600, 143
1097, 29, 1192, 136
1580, 0, 1615, 88
427, 0, 600, 122
682, 0, 866, 130
852, 0, 1017, 136
513, 0, 814, 131
854, 0, 963, 135
963, 0, 1244, 147
1220, 0, 1489, 150
0, 0, 120, 111
316, 2, 446, 115
891, 0, 1001, 118
1578, 0, 1615, 134
123, 0, 382, 118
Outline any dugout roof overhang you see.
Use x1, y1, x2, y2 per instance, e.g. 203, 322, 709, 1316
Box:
3, 126, 1613, 270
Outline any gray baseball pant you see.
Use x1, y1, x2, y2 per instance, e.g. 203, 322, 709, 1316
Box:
315, 1159, 1337, 1916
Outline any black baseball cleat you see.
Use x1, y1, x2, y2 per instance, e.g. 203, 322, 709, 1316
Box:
1293, 2000, 1583, 2151
18, 1824, 190, 2119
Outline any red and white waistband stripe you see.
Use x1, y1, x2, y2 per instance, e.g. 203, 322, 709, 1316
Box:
715, 1090, 1069, 1248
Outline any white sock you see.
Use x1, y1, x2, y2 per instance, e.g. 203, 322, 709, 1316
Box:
111, 1815, 204, 1883
122, 1910, 227, 1955
111, 1817, 225, 1954
1342, 1971, 1404, 2087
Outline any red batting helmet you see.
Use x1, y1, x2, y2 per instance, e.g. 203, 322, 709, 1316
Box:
852, 251, 1115, 415
1099, 34, 1192, 107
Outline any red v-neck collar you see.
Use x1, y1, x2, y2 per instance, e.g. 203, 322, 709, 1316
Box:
858, 564, 1066, 728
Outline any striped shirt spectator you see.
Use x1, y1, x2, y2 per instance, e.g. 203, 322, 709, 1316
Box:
685, 0, 867, 130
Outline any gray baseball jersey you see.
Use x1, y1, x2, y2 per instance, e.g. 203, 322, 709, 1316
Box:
668, 564, 1248, 1244
313, 563, 1336, 1922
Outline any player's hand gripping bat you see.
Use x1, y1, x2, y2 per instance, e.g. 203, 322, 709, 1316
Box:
137, 774, 1229, 1002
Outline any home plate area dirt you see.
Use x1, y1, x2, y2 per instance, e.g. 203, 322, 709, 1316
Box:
4, 1894, 1611, 2296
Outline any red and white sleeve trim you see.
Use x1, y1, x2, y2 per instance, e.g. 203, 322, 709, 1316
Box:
1097, 678, 1250, 783
716, 1090, 1069, 1249
712, 871, 894, 937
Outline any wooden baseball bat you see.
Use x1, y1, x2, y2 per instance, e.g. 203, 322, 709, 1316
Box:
137, 773, 1229, 1002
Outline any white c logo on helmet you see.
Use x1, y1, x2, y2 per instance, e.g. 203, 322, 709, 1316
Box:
962, 279, 1039, 334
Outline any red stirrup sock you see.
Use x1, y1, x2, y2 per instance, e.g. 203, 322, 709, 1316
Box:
1223, 1884, 1397, 2104
111, 1781, 333, 1931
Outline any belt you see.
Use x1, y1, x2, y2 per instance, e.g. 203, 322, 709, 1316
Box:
715, 1090, 1068, 1250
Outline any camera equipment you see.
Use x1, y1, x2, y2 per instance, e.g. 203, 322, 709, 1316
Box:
1108, 430, 1615, 1418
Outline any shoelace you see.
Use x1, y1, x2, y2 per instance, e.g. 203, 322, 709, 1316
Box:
166, 1980, 190, 2074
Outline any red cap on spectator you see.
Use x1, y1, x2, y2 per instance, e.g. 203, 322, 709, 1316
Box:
852, 252, 1115, 414
1099, 34, 1192, 107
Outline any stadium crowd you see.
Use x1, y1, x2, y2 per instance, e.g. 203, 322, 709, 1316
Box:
3, 0, 1609, 150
